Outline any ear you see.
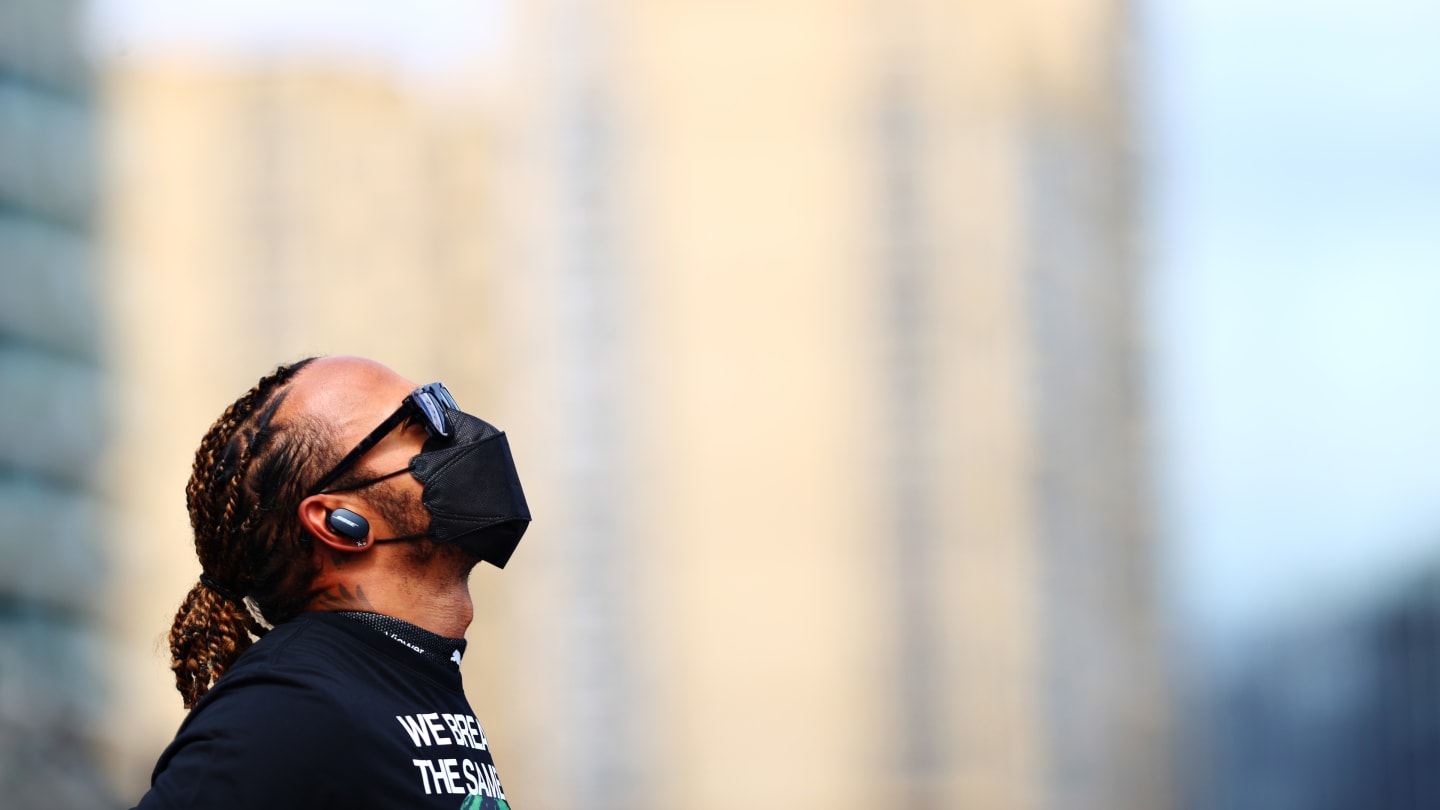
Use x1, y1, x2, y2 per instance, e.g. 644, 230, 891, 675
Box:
299, 494, 374, 553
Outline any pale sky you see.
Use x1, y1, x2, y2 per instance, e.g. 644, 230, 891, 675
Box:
85, 0, 1440, 650
86, 0, 511, 79
1145, 0, 1440, 647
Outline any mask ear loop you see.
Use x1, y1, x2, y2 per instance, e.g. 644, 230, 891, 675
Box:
314, 467, 411, 495
371, 533, 428, 545
316, 465, 430, 544
307, 403, 419, 496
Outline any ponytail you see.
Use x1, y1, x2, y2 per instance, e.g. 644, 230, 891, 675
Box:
166, 358, 336, 709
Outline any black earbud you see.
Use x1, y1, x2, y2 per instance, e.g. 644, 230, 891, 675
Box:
326, 508, 371, 543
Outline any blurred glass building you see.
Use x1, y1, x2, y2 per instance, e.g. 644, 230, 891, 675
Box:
1192, 566, 1440, 810
76, 1, 1169, 808
0, 0, 114, 807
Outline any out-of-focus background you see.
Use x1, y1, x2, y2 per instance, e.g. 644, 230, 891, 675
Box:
1, 0, 1437, 807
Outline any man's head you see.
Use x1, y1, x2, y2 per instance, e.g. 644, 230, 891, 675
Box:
282, 357, 436, 552
287, 358, 529, 570
167, 356, 528, 708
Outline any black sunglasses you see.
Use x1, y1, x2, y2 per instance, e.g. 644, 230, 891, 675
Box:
306, 382, 457, 496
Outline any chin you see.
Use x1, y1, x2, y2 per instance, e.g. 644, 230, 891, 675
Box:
404, 537, 483, 577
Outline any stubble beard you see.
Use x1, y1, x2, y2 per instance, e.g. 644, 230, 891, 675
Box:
369, 476, 482, 581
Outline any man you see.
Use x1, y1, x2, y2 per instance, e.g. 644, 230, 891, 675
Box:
132, 356, 530, 809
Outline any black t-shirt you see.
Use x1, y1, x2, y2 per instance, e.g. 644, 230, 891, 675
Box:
132, 612, 511, 809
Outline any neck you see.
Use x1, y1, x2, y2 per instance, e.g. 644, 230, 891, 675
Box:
306, 547, 477, 638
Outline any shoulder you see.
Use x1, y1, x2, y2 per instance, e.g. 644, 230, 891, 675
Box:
134, 617, 372, 808
181, 613, 393, 735
226, 612, 348, 673
134, 613, 481, 809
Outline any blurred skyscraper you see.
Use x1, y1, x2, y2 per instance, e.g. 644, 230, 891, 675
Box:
0, 0, 115, 807
1197, 566, 1440, 810
94, 2, 1165, 809
485, 3, 1164, 809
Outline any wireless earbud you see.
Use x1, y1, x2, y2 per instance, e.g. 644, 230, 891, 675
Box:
326, 508, 371, 542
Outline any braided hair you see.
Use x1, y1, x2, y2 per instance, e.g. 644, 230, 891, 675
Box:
168, 357, 339, 709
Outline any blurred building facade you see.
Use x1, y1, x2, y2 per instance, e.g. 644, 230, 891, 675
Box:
96, 2, 1165, 810
485, 3, 1163, 810
0, 1, 116, 807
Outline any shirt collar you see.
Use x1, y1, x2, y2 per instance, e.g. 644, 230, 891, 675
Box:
335, 611, 467, 670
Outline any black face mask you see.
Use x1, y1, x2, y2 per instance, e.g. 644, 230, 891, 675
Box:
374, 407, 531, 568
